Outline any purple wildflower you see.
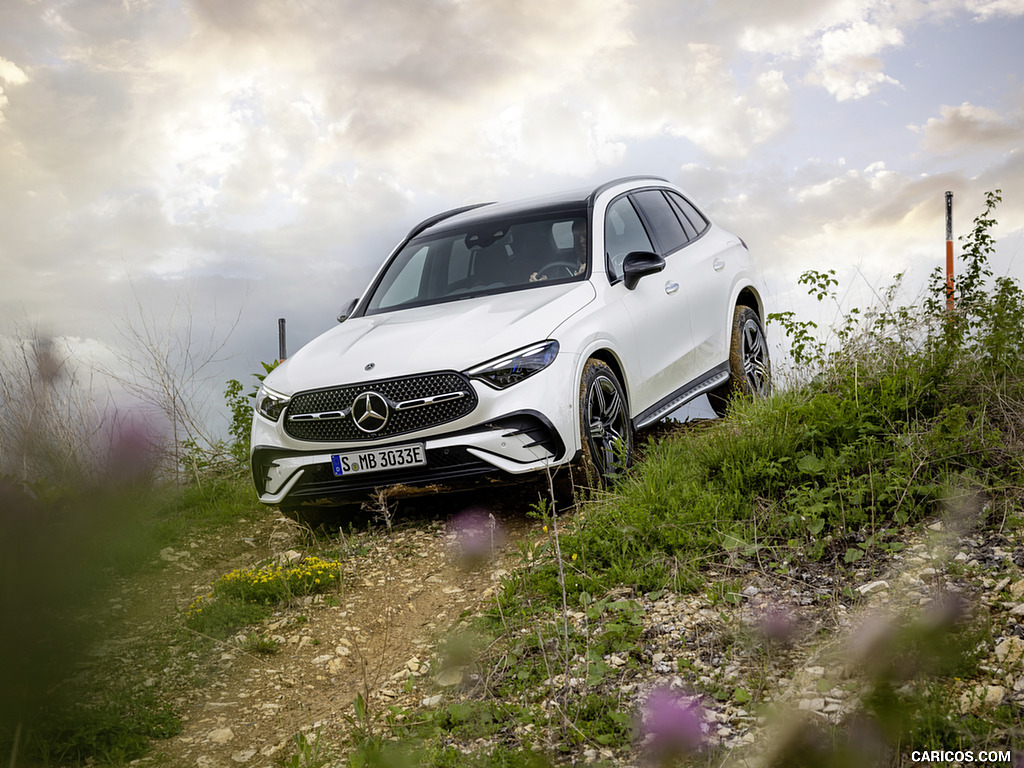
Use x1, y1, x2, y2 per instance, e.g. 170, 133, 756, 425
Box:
755, 601, 797, 645
105, 414, 159, 484
447, 509, 501, 567
642, 687, 706, 762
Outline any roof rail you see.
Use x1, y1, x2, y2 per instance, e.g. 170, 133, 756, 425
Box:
405, 202, 494, 240
590, 175, 670, 201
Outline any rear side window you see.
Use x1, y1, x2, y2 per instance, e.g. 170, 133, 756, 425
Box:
632, 189, 688, 255
667, 191, 709, 238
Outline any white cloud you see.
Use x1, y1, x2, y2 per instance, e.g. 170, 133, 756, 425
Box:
966, 0, 1024, 19
819, 19, 904, 61
0, 56, 28, 86
912, 101, 1024, 153
734, 1, 996, 101
0, 55, 28, 122
812, 20, 905, 100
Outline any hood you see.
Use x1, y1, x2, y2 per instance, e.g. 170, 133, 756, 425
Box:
266, 281, 596, 394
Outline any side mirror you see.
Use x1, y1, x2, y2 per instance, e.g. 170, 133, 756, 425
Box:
621, 251, 666, 290
337, 298, 358, 323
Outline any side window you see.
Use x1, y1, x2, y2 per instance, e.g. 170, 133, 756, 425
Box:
604, 196, 654, 282
633, 189, 688, 255
667, 191, 709, 238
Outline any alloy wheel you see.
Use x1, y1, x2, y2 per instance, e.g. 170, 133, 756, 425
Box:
741, 317, 771, 397
585, 373, 630, 478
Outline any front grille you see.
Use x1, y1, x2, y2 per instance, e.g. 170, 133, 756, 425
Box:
284, 372, 478, 442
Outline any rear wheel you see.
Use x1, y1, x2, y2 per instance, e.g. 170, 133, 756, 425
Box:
708, 305, 771, 417
577, 359, 634, 487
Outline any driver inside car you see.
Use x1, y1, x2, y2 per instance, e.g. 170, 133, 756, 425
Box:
530, 218, 587, 282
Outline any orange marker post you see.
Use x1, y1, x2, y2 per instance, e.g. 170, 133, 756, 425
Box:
945, 191, 954, 312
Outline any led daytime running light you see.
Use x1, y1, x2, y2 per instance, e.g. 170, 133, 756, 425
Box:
467, 341, 559, 389
256, 385, 291, 421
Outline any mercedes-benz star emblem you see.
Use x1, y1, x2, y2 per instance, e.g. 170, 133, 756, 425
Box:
352, 391, 389, 433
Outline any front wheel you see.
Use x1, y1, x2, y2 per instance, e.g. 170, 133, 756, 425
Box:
577, 359, 634, 487
708, 305, 772, 417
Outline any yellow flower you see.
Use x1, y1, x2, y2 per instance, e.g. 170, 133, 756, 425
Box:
571, 553, 577, 561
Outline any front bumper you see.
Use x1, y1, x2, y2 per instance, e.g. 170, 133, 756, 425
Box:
251, 411, 568, 507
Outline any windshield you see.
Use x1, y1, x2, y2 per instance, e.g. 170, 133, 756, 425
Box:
365, 208, 589, 315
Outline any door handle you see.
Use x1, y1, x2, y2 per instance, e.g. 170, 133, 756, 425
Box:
713, 258, 726, 272
665, 281, 680, 295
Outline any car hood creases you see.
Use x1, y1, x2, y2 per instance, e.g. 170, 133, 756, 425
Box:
268, 282, 596, 394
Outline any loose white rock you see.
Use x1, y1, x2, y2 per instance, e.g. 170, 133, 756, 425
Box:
437, 667, 464, 687
857, 580, 890, 596
1012, 579, 1024, 600
959, 685, 1005, 713
996, 637, 1024, 665
274, 550, 303, 566
208, 727, 235, 744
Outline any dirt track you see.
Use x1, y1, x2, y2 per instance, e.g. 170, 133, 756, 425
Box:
140, 491, 538, 767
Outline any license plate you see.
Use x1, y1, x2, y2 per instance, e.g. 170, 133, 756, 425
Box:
331, 443, 426, 477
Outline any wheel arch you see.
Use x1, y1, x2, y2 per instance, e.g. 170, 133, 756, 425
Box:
734, 285, 765, 321
566, 345, 632, 459
582, 347, 631, 410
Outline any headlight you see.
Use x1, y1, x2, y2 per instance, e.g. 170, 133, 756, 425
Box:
255, 384, 291, 421
466, 341, 559, 390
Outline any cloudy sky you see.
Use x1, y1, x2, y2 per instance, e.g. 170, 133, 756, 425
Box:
2, 0, 1023, 428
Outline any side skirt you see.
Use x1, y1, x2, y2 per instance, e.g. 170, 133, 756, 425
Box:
632, 363, 730, 430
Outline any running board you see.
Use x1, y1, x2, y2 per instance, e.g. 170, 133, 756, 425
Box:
633, 367, 730, 430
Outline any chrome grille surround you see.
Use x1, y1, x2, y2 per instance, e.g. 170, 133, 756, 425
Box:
283, 371, 477, 442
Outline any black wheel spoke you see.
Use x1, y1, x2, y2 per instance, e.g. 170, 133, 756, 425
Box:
583, 370, 633, 481
602, 388, 621, 425
741, 320, 770, 395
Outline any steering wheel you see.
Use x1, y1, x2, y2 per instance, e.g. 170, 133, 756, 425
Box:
537, 261, 580, 279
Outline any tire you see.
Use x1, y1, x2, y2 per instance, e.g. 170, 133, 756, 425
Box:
708, 305, 772, 418
577, 359, 634, 487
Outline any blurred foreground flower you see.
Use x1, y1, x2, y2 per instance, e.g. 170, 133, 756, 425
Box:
447, 509, 503, 568
105, 414, 160, 485
754, 600, 797, 646
640, 687, 706, 764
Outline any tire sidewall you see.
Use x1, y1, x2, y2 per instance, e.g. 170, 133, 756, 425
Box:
709, 305, 771, 416
577, 359, 634, 487
733, 306, 771, 398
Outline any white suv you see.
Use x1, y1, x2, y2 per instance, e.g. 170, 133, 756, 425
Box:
251, 176, 770, 517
